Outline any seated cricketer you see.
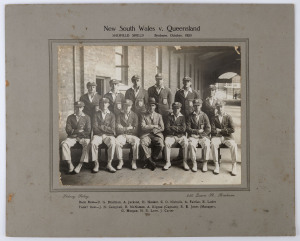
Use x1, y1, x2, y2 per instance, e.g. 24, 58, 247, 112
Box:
61, 101, 91, 174
186, 99, 211, 172
210, 101, 238, 176
140, 97, 165, 171
163, 102, 188, 171
115, 99, 140, 170
91, 98, 116, 173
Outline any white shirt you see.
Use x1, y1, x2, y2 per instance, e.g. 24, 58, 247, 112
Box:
109, 90, 120, 102
192, 111, 201, 121
218, 114, 223, 124
124, 111, 131, 120
100, 109, 110, 119
155, 85, 165, 94
132, 86, 140, 97
182, 87, 193, 98
74, 113, 85, 122
88, 92, 95, 102
208, 97, 217, 106
171, 112, 183, 121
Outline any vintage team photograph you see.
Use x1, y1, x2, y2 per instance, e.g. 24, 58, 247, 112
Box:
57, 45, 242, 186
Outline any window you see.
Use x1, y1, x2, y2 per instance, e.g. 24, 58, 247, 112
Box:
156, 47, 162, 74
115, 46, 128, 84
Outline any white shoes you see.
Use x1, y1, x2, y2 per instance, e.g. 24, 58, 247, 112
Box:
214, 163, 220, 174
117, 160, 124, 170
131, 160, 137, 170
163, 161, 171, 171
106, 163, 116, 173
67, 162, 74, 173
74, 163, 83, 174
202, 161, 208, 172
231, 163, 237, 176
191, 161, 197, 172
92, 161, 99, 173
183, 160, 190, 171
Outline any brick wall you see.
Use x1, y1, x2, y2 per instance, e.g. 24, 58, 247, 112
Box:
143, 46, 157, 89
58, 46, 75, 141
128, 46, 142, 85
84, 46, 116, 92
57, 45, 204, 142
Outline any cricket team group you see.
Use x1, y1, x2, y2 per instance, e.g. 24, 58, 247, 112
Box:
61, 73, 238, 176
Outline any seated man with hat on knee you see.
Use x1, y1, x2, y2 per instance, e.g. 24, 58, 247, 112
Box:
140, 97, 165, 171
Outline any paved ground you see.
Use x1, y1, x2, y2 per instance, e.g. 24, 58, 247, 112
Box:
60, 103, 242, 186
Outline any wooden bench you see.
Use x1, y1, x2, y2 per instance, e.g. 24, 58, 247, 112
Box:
69, 140, 229, 164
170, 142, 206, 162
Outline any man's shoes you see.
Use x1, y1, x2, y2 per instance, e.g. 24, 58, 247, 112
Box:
202, 161, 208, 172
131, 160, 137, 170
92, 161, 99, 173
183, 160, 190, 171
74, 162, 83, 174
106, 163, 116, 173
142, 159, 156, 171
213, 163, 220, 175
67, 162, 74, 173
163, 161, 171, 171
116, 160, 124, 170
191, 161, 198, 172
231, 162, 237, 176
148, 158, 156, 171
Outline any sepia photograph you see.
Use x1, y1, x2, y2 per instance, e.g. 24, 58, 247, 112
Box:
5, 3, 295, 238
57, 44, 243, 186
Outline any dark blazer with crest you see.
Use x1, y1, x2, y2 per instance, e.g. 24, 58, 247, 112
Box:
103, 91, 125, 116
79, 93, 102, 118
164, 113, 186, 137
186, 111, 211, 138
92, 110, 115, 136
65, 114, 91, 139
116, 111, 139, 136
148, 85, 172, 117
210, 113, 235, 140
125, 87, 148, 115
174, 88, 200, 116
